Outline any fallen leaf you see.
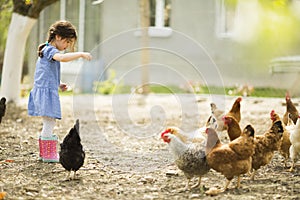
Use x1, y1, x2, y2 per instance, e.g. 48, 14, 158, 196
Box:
0, 192, 7, 200
205, 187, 223, 196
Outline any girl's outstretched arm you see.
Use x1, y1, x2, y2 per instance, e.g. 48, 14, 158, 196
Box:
53, 52, 92, 62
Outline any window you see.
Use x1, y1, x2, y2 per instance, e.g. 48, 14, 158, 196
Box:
215, 0, 237, 38
135, 0, 172, 37
149, 0, 171, 27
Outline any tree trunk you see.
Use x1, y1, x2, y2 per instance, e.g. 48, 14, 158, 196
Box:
0, 13, 36, 102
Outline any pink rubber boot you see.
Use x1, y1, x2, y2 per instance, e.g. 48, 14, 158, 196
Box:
38, 136, 44, 160
40, 135, 59, 163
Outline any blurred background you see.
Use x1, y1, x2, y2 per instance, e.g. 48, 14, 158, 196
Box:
1, 0, 300, 97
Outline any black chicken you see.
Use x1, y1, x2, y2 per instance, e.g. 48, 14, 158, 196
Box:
0, 97, 6, 123
59, 119, 85, 179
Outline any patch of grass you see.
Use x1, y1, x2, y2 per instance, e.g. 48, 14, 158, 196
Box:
148, 85, 186, 94
23, 84, 287, 98
250, 88, 286, 98
196, 85, 286, 98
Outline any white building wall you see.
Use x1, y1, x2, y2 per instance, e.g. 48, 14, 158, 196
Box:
26, 0, 300, 93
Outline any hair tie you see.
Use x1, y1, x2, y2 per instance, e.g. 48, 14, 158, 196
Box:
45, 41, 49, 46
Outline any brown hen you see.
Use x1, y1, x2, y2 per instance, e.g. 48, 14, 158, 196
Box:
250, 113, 284, 180
223, 115, 242, 141
270, 110, 291, 167
208, 97, 242, 132
205, 125, 255, 194
283, 92, 299, 126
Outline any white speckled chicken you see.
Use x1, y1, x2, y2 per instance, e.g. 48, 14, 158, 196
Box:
161, 127, 210, 190
289, 115, 300, 171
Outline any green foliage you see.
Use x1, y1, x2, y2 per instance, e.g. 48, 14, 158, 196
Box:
244, 0, 300, 58
148, 85, 185, 94
0, 0, 13, 63
224, 0, 238, 8
94, 69, 124, 95
193, 85, 286, 98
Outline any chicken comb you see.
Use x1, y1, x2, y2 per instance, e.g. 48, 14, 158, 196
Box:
270, 110, 275, 117
286, 91, 290, 100
221, 115, 227, 121
237, 97, 242, 102
161, 129, 171, 137
205, 127, 215, 134
222, 115, 232, 121
205, 127, 209, 134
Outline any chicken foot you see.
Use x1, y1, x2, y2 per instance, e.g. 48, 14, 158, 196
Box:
205, 179, 231, 196
65, 171, 71, 180
184, 176, 202, 190
64, 171, 78, 181
223, 179, 231, 191
191, 176, 202, 189
288, 161, 295, 172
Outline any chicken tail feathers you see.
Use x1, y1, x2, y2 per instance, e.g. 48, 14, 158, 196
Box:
75, 119, 80, 134
274, 121, 284, 132
0, 97, 6, 123
61, 119, 81, 147
244, 125, 255, 137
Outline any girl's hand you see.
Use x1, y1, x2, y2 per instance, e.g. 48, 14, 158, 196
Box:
60, 82, 68, 92
81, 52, 92, 61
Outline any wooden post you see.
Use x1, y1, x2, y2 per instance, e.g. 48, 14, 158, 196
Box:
140, 0, 150, 94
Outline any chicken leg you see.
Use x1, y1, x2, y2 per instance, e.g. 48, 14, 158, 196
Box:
236, 176, 241, 188
64, 171, 71, 180
289, 149, 297, 172
184, 178, 191, 190
223, 179, 231, 191
250, 170, 256, 180
73, 171, 77, 180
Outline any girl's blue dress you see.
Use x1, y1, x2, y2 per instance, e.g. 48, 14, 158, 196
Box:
28, 45, 62, 119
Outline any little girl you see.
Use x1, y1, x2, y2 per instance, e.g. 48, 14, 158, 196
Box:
28, 20, 92, 162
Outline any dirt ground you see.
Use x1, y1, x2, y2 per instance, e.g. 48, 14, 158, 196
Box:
0, 94, 300, 200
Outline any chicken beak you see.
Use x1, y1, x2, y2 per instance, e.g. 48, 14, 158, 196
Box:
163, 135, 171, 143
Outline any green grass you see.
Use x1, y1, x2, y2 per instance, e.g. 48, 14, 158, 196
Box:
21, 85, 287, 98
249, 88, 286, 98
109, 84, 286, 98
196, 85, 286, 98
147, 85, 186, 94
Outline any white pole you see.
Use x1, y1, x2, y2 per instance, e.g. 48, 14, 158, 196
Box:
78, 0, 85, 52
39, 10, 44, 42
60, 0, 66, 20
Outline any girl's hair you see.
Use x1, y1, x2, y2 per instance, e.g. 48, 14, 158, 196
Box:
38, 20, 77, 58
